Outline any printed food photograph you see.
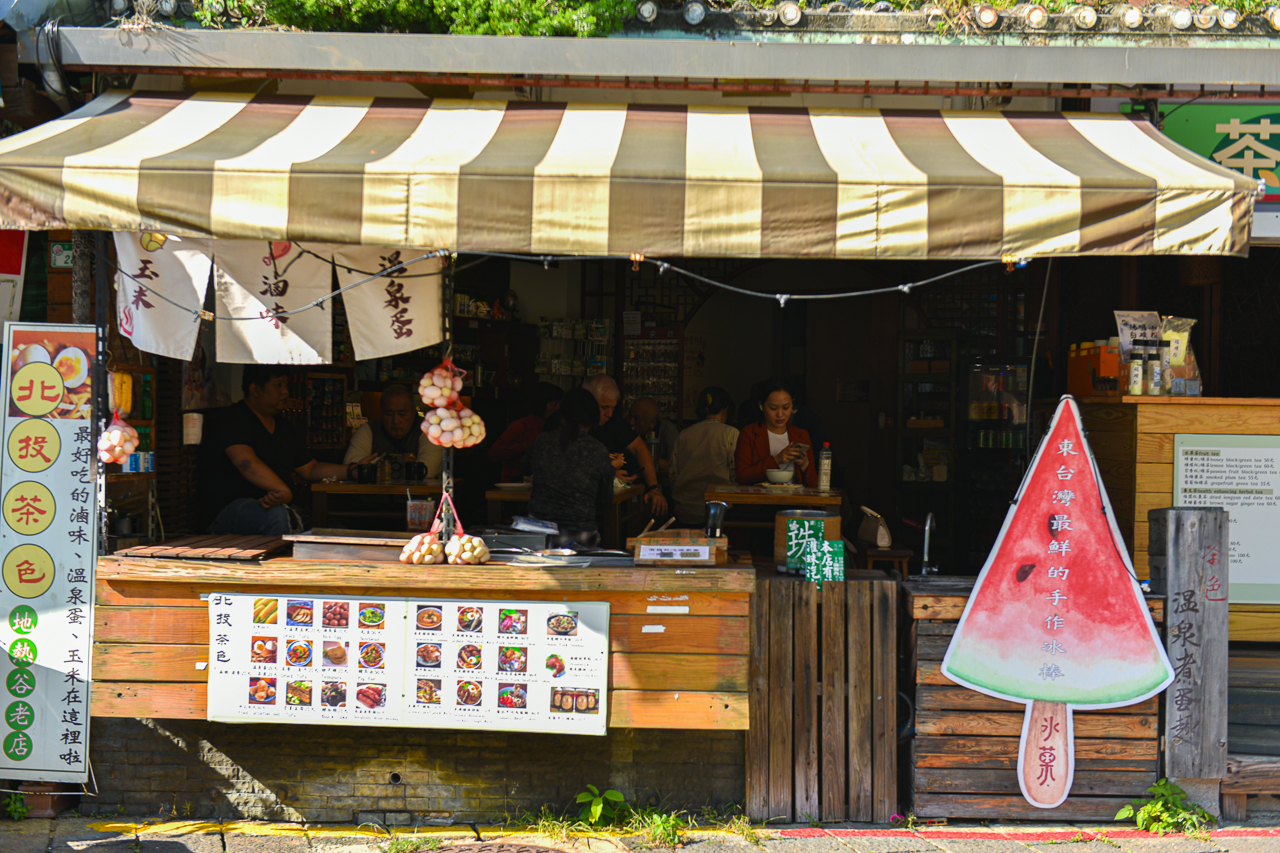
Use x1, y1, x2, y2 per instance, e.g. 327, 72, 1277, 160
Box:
286, 639, 313, 667
498, 683, 528, 708
547, 612, 578, 636
416, 605, 442, 631
498, 609, 528, 635
286, 681, 312, 706
7, 329, 96, 419
286, 599, 314, 626
250, 636, 277, 664
356, 683, 386, 708
417, 678, 442, 705
322, 641, 348, 667
458, 606, 483, 632
253, 598, 278, 624
457, 680, 482, 706
358, 602, 385, 629
416, 643, 442, 668
550, 687, 599, 714
321, 601, 349, 627
457, 644, 482, 670
545, 654, 566, 678
248, 677, 277, 704
359, 642, 385, 669
321, 681, 346, 707
498, 646, 527, 673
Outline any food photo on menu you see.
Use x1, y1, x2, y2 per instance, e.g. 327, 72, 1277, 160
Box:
417, 605, 443, 631
249, 678, 277, 704
8, 329, 96, 420
322, 641, 348, 667
321, 601, 349, 627
545, 654, 566, 678
458, 606, 483, 633
457, 644, 482, 670
286, 600, 314, 626
321, 681, 346, 707
498, 683, 528, 708
286, 639, 313, 667
356, 683, 386, 708
550, 687, 599, 714
498, 646, 527, 673
416, 643, 442, 668
253, 598, 278, 624
547, 612, 578, 636
358, 602, 385, 629
457, 680, 483, 707
359, 642, 385, 669
499, 609, 528, 635
250, 636, 277, 664
286, 681, 312, 707
417, 678, 442, 705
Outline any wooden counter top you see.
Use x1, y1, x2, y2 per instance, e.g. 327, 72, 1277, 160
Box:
1079, 396, 1280, 406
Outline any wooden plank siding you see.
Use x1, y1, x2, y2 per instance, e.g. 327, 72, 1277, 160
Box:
1080, 397, 1280, 639
92, 556, 753, 731
905, 581, 1163, 821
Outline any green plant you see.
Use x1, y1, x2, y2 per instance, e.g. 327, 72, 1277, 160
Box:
576, 784, 625, 826
700, 804, 760, 846
182, 801, 193, 819
626, 808, 686, 848
523, 805, 577, 842
4, 792, 28, 821
116, 803, 127, 816
386, 837, 443, 853
890, 812, 918, 830
1115, 779, 1215, 839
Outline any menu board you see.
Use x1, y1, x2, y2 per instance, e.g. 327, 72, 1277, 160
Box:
207, 595, 609, 735
1174, 434, 1280, 604
0, 322, 97, 783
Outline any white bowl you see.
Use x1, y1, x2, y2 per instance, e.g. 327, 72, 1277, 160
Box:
765, 469, 793, 484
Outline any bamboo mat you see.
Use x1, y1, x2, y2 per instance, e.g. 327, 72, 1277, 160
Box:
112, 534, 290, 561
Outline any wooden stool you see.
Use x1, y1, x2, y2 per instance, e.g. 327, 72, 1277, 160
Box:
863, 547, 913, 579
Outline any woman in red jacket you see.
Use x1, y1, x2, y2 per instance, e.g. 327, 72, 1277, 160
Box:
734, 379, 818, 487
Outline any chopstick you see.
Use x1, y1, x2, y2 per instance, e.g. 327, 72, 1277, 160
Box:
639, 518, 656, 536
657, 516, 676, 532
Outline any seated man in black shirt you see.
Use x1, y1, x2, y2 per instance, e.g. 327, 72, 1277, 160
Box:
582, 374, 668, 517
198, 365, 353, 535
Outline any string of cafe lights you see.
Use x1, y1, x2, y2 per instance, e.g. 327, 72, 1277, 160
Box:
105, 242, 1016, 324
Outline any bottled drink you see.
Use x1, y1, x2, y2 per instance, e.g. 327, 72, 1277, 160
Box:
818, 443, 832, 491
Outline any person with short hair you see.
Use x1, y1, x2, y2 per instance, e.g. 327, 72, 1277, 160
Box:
488, 381, 564, 482
734, 378, 818, 487
198, 365, 353, 535
521, 388, 616, 546
582, 374, 668, 516
670, 387, 739, 526
628, 396, 679, 484
344, 384, 443, 478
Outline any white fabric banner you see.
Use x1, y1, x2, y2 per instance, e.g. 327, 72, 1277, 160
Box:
332, 247, 443, 361
214, 241, 333, 364
113, 232, 213, 361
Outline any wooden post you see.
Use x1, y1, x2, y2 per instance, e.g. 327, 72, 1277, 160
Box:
1148, 507, 1229, 813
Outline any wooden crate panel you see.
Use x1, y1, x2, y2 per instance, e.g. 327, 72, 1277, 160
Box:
608, 689, 747, 729
1223, 754, 1280, 793
93, 644, 208, 683
1080, 405, 1136, 432
96, 580, 749, 616
92, 681, 204, 719
1136, 491, 1174, 517
913, 792, 1140, 821
1230, 652, 1280, 689
913, 736, 1156, 771
915, 685, 1157, 716
96, 606, 206, 645
1229, 607, 1280, 642
1135, 463, 1173, 493
1088, 429, 1137, 461
916, 710, 1157, 739
1137, 404, 1280, 436
1227, 725, 1280, 757
610, 653, 748, 692
1136, 433, 1175, 464
912, 767, 1156, 796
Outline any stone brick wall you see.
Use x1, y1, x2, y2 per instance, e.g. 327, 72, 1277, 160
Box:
86, 718, 745, 824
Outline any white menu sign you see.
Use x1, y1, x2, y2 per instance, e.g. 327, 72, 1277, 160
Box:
1174, 433, 1280, 604
207, 595, 609, 735
0, 322, 97, 782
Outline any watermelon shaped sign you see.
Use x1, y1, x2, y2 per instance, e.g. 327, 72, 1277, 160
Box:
941, 396, 1173, 809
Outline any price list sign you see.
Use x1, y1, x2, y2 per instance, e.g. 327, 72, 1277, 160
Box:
0, 323, 97, 782
208, 595, 610, 735
1175, 434, 1280, 604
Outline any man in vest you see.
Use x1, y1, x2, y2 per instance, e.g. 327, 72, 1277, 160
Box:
344, 384, 443, 477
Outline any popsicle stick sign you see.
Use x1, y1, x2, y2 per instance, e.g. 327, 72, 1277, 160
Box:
941, 396, 1173, 809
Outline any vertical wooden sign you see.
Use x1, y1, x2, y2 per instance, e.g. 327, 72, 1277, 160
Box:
1149, 508, 1229, 778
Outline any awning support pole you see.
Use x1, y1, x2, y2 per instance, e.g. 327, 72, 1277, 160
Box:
439, 261, 455, 539
72, 231, 93, 324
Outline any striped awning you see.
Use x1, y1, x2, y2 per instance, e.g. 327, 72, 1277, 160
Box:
0, 90, 1256, 259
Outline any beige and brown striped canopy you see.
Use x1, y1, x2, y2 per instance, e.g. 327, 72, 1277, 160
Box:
0, 90, 1256, 259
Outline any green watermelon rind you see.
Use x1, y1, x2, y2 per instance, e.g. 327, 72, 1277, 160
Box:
942, 648, 1172, 708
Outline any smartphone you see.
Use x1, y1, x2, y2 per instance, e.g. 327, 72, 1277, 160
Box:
791, 443, 809, 452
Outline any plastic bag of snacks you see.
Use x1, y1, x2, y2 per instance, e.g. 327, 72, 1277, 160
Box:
96, 410, 140, 465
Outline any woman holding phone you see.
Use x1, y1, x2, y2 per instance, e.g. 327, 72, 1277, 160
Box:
734, 378, 818, 487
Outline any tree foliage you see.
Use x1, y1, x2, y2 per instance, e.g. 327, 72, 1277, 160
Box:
255, 0, 633, 36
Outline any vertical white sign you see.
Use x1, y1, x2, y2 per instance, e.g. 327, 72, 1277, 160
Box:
0, 323, 97, 782
208, 596, 610, 735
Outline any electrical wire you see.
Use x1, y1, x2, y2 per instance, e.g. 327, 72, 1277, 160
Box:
1024, 258, 1052, 466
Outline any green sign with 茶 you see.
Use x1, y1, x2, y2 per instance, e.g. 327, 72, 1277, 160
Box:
1158, 104, 1280, 202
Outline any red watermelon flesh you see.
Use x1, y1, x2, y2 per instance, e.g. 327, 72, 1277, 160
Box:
942, 398, 1172, 708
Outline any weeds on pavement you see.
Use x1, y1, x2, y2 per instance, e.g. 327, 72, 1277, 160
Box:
1115, 779, 1215, 840
386, 837, 444, 853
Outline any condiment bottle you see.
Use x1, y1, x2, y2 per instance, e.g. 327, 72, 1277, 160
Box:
1159, 342, 1172, 394
1146, 346, 1162, 396
818, 443, 832, 491
1128, 340, 1146, 396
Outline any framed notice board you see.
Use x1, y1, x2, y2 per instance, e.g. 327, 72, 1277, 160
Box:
1174, 434, 1280, 605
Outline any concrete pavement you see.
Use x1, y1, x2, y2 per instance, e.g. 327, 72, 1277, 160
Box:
2, 816, 1279, 853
